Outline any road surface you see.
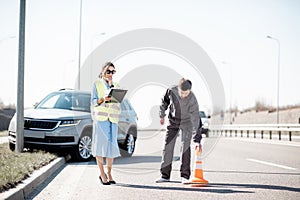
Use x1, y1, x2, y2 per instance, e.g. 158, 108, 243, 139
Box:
25, 130, 300, 199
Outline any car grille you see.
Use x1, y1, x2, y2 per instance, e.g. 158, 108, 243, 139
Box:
24, 119, 60, 130
24, 136, 75, 143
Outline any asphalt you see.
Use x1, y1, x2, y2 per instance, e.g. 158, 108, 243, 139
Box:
1, 132, 300, 199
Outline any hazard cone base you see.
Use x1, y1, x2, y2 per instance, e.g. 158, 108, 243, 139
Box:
190, 148, 209, 186
191, 177, 208, 184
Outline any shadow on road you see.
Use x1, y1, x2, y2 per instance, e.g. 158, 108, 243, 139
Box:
116, 182, 300, 194
115, 183, 253, 194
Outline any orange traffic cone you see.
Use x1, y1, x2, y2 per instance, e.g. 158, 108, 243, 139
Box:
190, 148, 208, 184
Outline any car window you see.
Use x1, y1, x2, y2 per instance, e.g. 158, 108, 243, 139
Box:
36, 92, 90, 112
200, 111, 206, 118
126, 102, 133, 111
121, 102, 127, 111
37, 94, 60, 109
121, 100, 131, 111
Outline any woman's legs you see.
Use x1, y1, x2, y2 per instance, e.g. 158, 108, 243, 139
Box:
96, 156, 109, 183
106, 158, 114, 181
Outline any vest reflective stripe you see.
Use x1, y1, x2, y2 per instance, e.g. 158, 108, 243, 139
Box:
98, 103, 120, 110
110, 104, 121, 111
92, 111, 108, 117
93, 80, 121, 123
93, 112, 120, 119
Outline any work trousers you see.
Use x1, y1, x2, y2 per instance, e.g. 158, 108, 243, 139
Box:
160, 123, 192, 179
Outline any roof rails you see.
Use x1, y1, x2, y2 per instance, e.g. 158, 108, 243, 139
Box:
59, 88, 74, 91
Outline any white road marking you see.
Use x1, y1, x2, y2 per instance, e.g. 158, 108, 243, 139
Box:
247, 158, 297, 170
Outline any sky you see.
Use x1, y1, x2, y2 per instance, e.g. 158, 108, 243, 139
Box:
0, 0, 300, 127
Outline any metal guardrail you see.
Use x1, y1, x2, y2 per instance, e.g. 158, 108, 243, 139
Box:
209, 124, 300, 141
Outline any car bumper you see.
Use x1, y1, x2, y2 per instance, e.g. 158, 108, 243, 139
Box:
8, 124, 81, 146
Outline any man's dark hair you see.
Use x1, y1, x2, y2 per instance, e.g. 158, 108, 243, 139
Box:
179, 78, 192, 91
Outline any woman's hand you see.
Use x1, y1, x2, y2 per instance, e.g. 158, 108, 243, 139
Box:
97, 96, 112, 105
104, 96, 112, 101
97, 98, 104, 105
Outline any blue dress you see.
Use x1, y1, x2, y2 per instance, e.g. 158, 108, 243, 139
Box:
91, 80, 121, 158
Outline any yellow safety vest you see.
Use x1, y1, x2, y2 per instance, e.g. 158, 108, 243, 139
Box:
92, 80, 121, 123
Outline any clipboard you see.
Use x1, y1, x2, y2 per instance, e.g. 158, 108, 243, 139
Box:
108, 89, 128, 103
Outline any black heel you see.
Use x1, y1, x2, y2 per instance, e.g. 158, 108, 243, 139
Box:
106, 173, 116, 184
99, 176, 110, 185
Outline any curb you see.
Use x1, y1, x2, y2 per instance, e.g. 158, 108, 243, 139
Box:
0, 157, 66, 200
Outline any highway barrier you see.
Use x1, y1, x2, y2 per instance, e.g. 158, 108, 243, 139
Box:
209, 124, 300, 141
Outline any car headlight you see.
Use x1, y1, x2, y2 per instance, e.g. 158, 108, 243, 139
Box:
59, 120, 81, 127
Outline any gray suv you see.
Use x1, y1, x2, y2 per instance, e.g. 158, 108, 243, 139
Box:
8, 89, 138, 161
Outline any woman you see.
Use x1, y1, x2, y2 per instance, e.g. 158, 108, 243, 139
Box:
91, 62, 121, 185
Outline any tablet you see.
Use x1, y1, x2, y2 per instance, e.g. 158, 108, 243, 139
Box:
108, 89, 128, 103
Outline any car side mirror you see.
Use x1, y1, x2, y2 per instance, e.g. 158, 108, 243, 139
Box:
33, 102, 39, 108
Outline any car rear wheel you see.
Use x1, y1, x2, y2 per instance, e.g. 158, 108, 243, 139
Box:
120, 129, 136, 157
72, 134, 93, 162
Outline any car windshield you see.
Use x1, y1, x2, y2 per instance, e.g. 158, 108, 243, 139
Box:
36, 92, 91, 112
200, 111, 207, 118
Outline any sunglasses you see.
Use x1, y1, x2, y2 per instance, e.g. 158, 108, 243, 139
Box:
105, 70, 116, 75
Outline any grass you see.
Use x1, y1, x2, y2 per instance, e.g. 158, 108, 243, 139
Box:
0, 143, 57, 193
0, 131, 7, 137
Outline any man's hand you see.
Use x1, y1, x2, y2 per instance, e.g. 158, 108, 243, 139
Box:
160, 118, 165, 125
195, 143, 202, 153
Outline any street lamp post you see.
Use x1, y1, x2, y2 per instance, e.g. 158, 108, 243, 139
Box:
267, 35, 280, 124
78, 0, 82, 90
16, 0, 26, 153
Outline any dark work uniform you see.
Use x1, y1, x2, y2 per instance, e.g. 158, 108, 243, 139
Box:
159, 86, 201, 179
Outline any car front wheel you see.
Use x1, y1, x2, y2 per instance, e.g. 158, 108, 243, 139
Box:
73, 134, 93, 162
120, 129, 136, 157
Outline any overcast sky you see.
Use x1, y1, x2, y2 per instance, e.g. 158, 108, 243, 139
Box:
1, 0, 300, 125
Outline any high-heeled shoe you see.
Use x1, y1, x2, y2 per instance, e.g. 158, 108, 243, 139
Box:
99, 176, 110, 185
105, 174, 116, 184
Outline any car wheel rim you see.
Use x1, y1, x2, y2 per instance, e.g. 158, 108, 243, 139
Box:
79, 136, 92, 159
127, 134, 135, 154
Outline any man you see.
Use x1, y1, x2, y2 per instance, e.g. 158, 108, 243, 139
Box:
156, 78, 202, 184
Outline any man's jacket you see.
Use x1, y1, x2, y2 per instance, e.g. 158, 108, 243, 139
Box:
159, 86, 202, 143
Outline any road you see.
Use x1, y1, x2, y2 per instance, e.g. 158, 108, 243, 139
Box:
27, 131, 300, 199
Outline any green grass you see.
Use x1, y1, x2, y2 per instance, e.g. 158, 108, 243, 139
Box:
0, 143, 57, 192
0, 131, 7, 137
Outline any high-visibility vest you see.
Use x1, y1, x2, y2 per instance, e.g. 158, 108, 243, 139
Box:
92, 79, 121, 123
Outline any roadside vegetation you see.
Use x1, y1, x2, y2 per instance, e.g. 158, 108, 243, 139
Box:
0, 143, 57, 193
0, 131, 7, 137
